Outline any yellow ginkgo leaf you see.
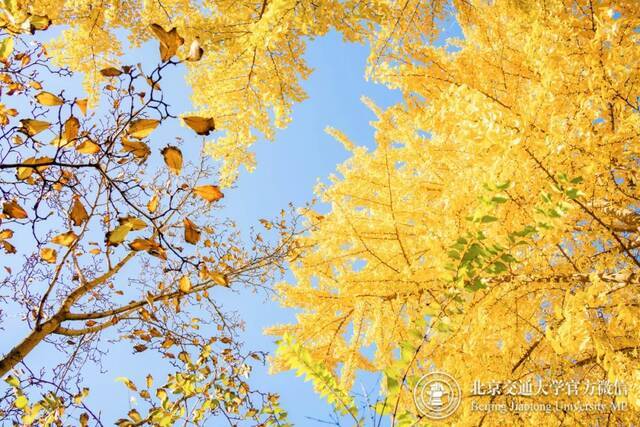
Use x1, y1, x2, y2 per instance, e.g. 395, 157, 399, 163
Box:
161, 146, 182, 175
147, 194, 159, 214
75, 139, 100, 154
121, 138, 151, 159
69, 197, 89, 227
128, 119, 159, 139
178, 275, 191, 293
129, 238, 158, 252
193, 185, 224, 203
182, 116, 215, 136
208, 271, 229, 286
35, 91, 63, 106
3, 200, 27, 219
106, 223, 133, 246
40, 247, 57, 263
20, 119, 50, 136
183, 218, 200, 245
118, 216, 147, 231
0, 229, 13, 240
51, 231, 78, 247
76, 98, 88, 116
15, 157, 51, 180
63, 116, 80, 142
149, 24, 184, 62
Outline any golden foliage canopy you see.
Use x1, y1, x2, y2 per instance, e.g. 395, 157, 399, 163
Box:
269, 0, 640, 424
26, 0, 446, 186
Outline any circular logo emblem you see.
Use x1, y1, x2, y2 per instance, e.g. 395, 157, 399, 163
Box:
413, 371, 461, 420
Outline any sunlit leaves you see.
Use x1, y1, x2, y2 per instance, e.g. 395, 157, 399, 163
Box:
119, 216, 147, 231
129, 238, 156, 251
0, 229, 15, 254
129, 238, 166, 260
128, 119, 159, 139
3, 200, 27, 219
161, 146, 182, 175
20, 119, 50, 136
193, 185, 223, 203
51, 231, 78, 247
63, 116, 80, 142
69, 197, 89, 226
106, 217, 146, 246
75, 139, 100, 154
121, 138, 151, 160
16, 157, 52, 180
183, 218, 200, 244
147, 194, 159, 214
182, 116, 215, 136
40, 248, 57, 263
76, 99, 88, 116
106, 224, 133, 246
149, 24, 184, 62
178, 275, 191, 293
35, 91, 63, 106
0, 37, 13, 61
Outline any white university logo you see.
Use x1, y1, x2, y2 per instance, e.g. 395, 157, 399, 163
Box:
413, 371, 462, 420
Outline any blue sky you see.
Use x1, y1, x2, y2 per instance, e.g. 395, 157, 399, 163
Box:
1, 16, 463, 425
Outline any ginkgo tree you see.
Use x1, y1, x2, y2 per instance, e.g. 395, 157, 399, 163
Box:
0, 18, 298, 426
20, 0, 446, 187
269, 0, 640, 425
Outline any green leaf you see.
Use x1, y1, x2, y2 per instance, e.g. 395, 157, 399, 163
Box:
496, 180, 511, 190
566, 188, 583, 200
492, 261, 508, 273
491, 194, 508, 204
481, 215, 498, 223
386, 375, 399, 394
570, 176, 584, 184
461, 243, 484, 265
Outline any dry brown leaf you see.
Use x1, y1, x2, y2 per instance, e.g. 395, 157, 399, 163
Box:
193, 185, 223, 203
35, 91, 63, 106
69, 197, 89, 226
76, 98, 88, 116
40, 247, 57, 263
161, 145, 182, 175
147, 194, 159, 214
100, 67, 122, 77
121, 138, 151, 159
3, 200, 27, 219
118, 216, 147, 231
20, 119, 50, 136
76, 139, 100, 154
63, 116, 80, 142
149, 24, 184, 62
1, 241, 16, 254
51, 231, 78, 247
129, 238, 158, 251
128, 119, 159, 139
183, 218, 200, 245
182, 116, 215, 136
